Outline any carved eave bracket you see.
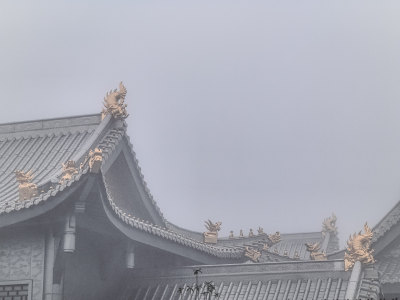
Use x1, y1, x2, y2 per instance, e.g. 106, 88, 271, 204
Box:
344, 223, 375, 271
101, 82, 129, 120
245, 246, 261, 262
322, 213, 338, 236
305, 242, 327, 261
80, 148, 103, 174
203, 220, 222, 244
59, 160, 78, 184
15, 170, 38, 201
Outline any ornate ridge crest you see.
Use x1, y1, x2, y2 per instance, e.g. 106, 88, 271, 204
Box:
344, 223, 375, 271
15, 170, 38, 201
244, 246, 261, 262
268, 231, 281, 244
101, 82, 128, 120
59, 160, 78, 184
80, 148, 103, 174
257, 227, 264, 234
322, 213, 338, 236
203, 220, 222, 244
305, 242, 327, 261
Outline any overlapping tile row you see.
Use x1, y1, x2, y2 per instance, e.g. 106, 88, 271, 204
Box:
104, 183, 244, 258
128, 277, 349, 300
266, 237, 322, 260
374, 237, 400, 284
123, 260, 362, 300
123, 133, 167, 223
0, 124, 95, 213
372, 200, 400, 243
97, 126, 248, 257
125, 262, 381, 300
357, 278, 381, 300
98, 126, 330, 259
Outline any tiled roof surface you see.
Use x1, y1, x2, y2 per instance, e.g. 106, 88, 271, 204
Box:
104, 181, 244, 259
266, 236, 322, 260
123, 261, 380, 300
216, 232, 326, 261
375, 237, 400, 284
130, 278, 348, 300
0, 113, 336, 261
0, 115, 101, 213
372, 200, 400, 243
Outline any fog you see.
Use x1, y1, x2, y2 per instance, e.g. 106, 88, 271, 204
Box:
1, 1, 400, 246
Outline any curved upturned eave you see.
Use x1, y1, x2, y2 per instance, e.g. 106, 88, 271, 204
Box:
0, 172, 90, 228
98, 181, 244, 264
0, 114, 114, 223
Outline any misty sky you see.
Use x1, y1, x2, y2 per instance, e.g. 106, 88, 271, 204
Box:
1, 1, 400, 247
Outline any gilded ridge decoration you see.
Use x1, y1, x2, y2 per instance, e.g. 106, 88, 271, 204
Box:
59, 160, 78, 184
81, 148, 103, 173
305, 242, 327, 261
101, 82, 129, 120
268, 231, 281, 244
203, 220, 222, 244
344, 223, 375, 271
15, 170, 38, 201
244, 246, 261, 262
257, 227, 264, 234
322, 213, 338, 236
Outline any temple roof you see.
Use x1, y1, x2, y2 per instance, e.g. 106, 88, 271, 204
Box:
370, 199, 400, 284
0, 114, 101, 212
372, 199, 400, 245
124, 260, 380, 300
0, 111, 338, 263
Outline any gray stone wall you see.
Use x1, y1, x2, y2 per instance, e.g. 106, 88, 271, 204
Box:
0, 229, 45, 300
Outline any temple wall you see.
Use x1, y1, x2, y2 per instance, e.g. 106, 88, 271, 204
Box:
0, 228, 45, 300
63, 229, 126, 300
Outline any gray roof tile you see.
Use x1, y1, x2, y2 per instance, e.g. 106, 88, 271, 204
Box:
0, 114, 100, 212
126, 261, 381, 300
0, 113, 335, 261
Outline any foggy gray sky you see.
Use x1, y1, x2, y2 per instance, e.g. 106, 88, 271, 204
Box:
1, 1, 400, 247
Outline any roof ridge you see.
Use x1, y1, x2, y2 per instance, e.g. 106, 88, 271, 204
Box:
0, 113, 101, 127
0, 114, 101, 135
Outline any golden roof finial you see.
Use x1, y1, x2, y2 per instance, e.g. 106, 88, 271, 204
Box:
15, 170, 38, 201
268, 231, 281, 244
305, 242, 327, 261
257, 227, 264, 235
81, 148, 103, 173
244, 246, 261, 262
101, 82, 128, 120
59, 160, 78, 184
322, 213, 338, 236
344, 223, 375, 271
203, 220, 222, 244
